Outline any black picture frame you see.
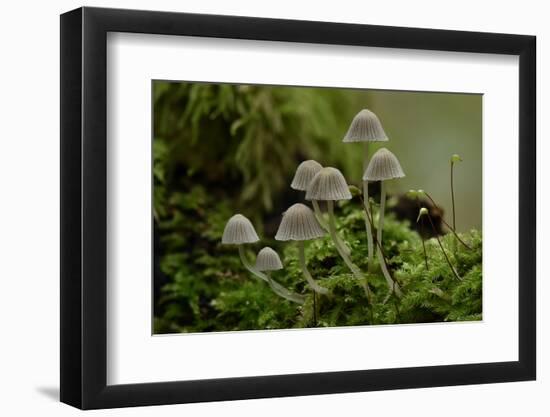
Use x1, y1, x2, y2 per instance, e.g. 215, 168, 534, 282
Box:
60, 6, 536, 410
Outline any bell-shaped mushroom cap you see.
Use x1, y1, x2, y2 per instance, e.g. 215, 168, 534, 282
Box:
254, 247, 283, 271
343, 109, 389, 143
275, 203, 326, 241
291, 160, 323, 191
221, 214, 260, 244
362, 148, 405, 181
305, 167, 352, 201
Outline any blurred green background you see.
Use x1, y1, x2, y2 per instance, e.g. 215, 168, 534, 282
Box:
152, 81, 482, 333
368, 91, 482, 232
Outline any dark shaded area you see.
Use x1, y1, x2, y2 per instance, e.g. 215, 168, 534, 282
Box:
392, 195, 445, 238
36, 386, 59, 401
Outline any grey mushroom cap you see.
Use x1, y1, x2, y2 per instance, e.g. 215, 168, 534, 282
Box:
221, 214, 260, 244
291, 160, 323, 191
305, 167, 352, 201
343, 109, 389, 143
362, 147, 405, 181
254, 247, 283, 271
275, 203, 326, 241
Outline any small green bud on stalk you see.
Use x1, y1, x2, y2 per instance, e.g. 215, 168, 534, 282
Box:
451, 154, 463, 163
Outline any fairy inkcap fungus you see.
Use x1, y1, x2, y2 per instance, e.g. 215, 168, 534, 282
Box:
363, 148, 405, 182
222, 214, 260, 245
306, 167, 352, 201
291, 160, 323, 191
364, 148, 405, 294
222, 214, 304, 304
275, 203, 328, 295
275, 203, 325, 241
363, 148, 405, 246
342, 109, 389, 143
305, 167, 352, 255
255, 247, 283, 272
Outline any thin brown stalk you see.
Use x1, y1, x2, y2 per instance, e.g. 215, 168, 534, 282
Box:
423, 192, 472, 250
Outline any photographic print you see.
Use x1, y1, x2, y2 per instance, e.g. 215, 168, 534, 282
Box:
152, 81, 482, 334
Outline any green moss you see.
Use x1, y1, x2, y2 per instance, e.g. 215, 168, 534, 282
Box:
154, 195, 482, 333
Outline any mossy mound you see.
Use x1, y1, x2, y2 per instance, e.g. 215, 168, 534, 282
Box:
155, 193, 482, 333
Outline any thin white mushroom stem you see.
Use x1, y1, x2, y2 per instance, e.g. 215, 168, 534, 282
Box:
238, 245, 305, 304
311, 200, 329, 230
265, 271, 292, 304
377, 180, 386, 250
363, 143, 375, 272
326, 201, 372, 298
377, 250, 403, 298
361, 195, 403, 297
375, 180, 404, 297
297, 241, 329, 295
312, 199, 350, 256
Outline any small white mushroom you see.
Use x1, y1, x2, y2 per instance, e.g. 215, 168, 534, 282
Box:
343, 109, 389, 272
342, 109, 389, 143
222, 214, 304, 304
255, 247, 283, 271
291, 160, 323, 191
305, 167, 352, 256
275, 203, 328, 295
363, 148, 405, 244
305, 168, 369, 296
362, 147, 405, 182
254, 247, 287, 299
275, 203, 326, 242
222, 214, 262, 281
221, 214, 260, 245
305, 167, 352, 201
363, 148, 405, 296
291, 160, 328, 230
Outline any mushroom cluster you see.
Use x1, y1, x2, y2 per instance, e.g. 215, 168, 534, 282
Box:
222, 214, 305, 304
221, 107, 468, 326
